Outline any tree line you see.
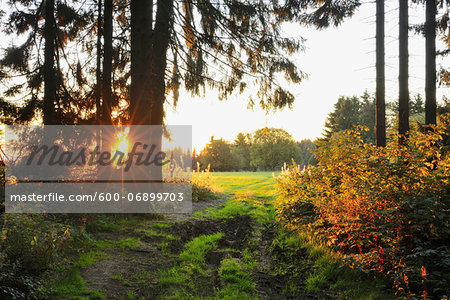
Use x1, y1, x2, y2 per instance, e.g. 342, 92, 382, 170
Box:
321, 90, 450, 143
194, 128, 316, 171
200, 87, 447, 174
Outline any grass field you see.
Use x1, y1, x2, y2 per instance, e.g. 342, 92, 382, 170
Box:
210, 171, 280, 198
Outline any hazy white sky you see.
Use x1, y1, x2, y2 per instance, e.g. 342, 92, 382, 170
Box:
165, 0, 449, 150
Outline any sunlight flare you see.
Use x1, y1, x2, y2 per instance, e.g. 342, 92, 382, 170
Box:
111, 127, 130, 161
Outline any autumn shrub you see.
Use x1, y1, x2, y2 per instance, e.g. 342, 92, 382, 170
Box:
0, 214, 75, 298
275, 118, 450, 298
192, 163, 223, 202
1, 214, 74, 273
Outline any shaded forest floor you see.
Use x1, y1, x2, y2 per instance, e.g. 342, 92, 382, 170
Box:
47, 173, 394, 299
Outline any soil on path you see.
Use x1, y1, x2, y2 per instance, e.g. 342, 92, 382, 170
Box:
79, 198, 335, 299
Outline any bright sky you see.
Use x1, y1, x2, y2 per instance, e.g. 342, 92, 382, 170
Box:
165, 1, 449, 150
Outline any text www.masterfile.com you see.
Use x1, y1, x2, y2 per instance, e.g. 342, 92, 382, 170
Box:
9, 192, 186, 202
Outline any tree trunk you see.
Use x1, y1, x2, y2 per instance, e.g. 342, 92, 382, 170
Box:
150, 0, 173, 126
102, 0, 113, 125
43, 0, 57, 125
130, 0, 153, 125
425, 0, 436, 125
96, 0, 102, 123
375, 0, 386, 147
398, 0, 409, 144
149, 0, 173, 182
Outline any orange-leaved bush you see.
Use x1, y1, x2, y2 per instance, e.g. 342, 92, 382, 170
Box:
275, 117, 450, 297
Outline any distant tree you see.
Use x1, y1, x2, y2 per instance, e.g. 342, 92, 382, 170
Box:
199, 137, 235, 171
233, 132, 252, 170
167, 146, 191, 169
411, 94, 425, 115
192, 148, 199, 170
297, 139, 316, 168
323, 96, 361, 138
197, 128, 312, 171
387, 93, 425, 131
359, 91, 376, 143
250, 128, 302, 170
388, 93, 424, 118
323, 92, 375, 143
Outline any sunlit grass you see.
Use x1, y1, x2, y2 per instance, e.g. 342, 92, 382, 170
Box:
157, 233, 223, 297
50, 269, 106, 300
211, 171, 279, 198
216, 251, 257, 299
74, 251, 108, 268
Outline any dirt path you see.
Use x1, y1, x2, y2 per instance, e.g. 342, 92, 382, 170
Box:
79, 198, 228, 299
74, 197, 334, 299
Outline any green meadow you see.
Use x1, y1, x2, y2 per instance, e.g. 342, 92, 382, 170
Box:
211, 171, 279, 198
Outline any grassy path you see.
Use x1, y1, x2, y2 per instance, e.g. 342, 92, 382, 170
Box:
48, 172, 393, 299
